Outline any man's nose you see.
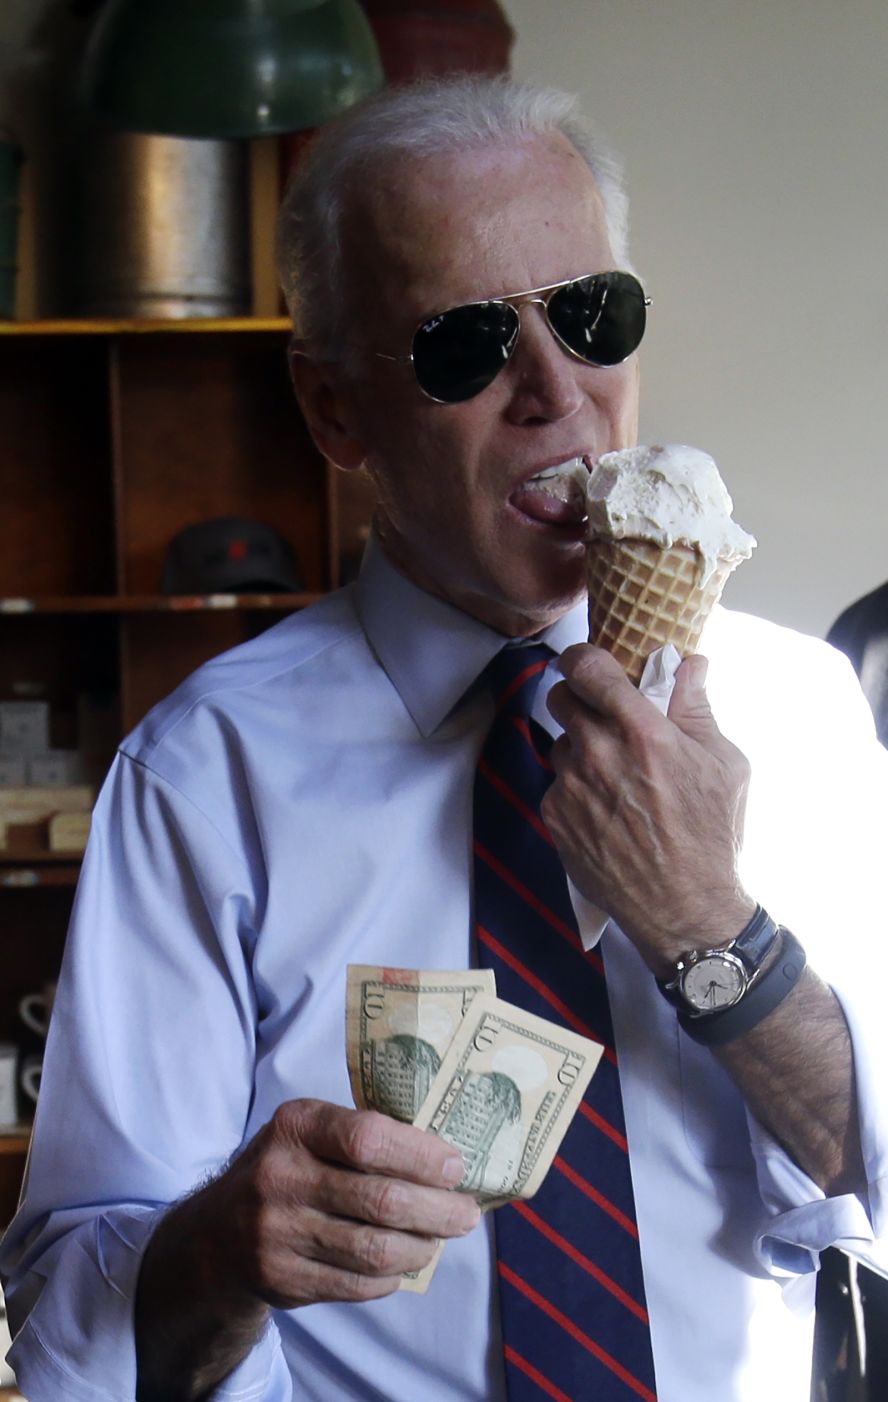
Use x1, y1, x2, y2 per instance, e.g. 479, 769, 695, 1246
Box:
502, 302, 585, 424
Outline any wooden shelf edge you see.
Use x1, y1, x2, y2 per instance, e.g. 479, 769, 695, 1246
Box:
0, 849, 84, 864
0, 1131, 30, 1155
0, 317, 292, 336
0, 593, 322, 615
0, 865, 82, 887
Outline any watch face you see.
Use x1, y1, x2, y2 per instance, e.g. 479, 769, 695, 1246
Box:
682, 954, 747, 1012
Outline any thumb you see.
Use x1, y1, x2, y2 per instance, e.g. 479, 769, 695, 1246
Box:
667, 654, 720, 744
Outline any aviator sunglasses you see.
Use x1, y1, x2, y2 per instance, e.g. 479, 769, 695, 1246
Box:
375, 269, 650, 405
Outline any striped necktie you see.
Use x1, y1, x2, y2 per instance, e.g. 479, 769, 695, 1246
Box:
473, 641, 657, 1402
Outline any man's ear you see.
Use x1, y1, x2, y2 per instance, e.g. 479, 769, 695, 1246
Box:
288, 344, 367, 472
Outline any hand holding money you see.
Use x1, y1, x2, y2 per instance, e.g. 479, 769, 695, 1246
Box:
346, 966, 604, 1290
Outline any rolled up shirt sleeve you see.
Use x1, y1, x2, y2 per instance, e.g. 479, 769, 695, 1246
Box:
748, 972, 888, 1279
0, 753, 284, 1401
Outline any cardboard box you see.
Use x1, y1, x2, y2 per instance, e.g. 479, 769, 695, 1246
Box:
0, 756, 26, 786
0, 702, 50, 755
47, 811, 91, 854
26, 751, 87, 786
0, 787, 93, 855
0, 786, 93, 820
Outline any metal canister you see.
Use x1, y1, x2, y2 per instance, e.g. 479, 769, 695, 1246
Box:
0, 133, 23, 320
72, 127, 251, 318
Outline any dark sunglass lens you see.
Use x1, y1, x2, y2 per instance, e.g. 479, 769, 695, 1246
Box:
549, 272, 647, 366
412, 302, 518, 403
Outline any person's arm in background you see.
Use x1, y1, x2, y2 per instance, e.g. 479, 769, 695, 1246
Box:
826, 583, 888, 748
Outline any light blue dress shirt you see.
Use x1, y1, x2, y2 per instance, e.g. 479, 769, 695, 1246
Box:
2, 538, 887, 1402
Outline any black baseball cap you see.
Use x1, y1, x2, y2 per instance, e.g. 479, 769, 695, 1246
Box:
162, 518, 303, 594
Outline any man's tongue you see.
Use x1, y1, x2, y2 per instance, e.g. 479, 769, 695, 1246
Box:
511, 484, 584, 524
510, 459, 589, 526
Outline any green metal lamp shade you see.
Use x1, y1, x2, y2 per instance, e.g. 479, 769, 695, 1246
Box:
79, 0, 385, 137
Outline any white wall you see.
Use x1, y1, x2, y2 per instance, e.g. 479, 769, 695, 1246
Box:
504, 0, 888, 637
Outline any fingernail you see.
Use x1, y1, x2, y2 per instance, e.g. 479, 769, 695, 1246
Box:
442, 1154, 465, 1186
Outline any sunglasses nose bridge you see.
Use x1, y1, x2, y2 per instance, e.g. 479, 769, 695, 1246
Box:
509, 291, 548, 318
507, 290, 576, 375
506, 291, 554, 354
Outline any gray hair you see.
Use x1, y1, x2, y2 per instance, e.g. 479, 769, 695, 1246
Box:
276, 74, 632, 359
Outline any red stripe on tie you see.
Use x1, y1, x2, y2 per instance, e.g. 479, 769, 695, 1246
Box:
497, 656, 550, 711
473, 842, 588, 956
513, 715, 554, 770
477, 755, 555, 846
477, 924, 617, 1067
579, 1100, 628, 1151
499, 1262, 657, 1402
513, 1200, 649, 1323
553, 1155, 637, 1236
504, 1346, 573, 1402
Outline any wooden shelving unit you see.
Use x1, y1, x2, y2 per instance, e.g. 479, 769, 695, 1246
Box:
0, 318, 341, 724
0, 317, 362, 1231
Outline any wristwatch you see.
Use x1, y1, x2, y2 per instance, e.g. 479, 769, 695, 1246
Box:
657, 905, 779, 1018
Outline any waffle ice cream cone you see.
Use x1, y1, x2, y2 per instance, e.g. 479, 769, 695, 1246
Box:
587, 538, 734, 685
585, 445, 755, 685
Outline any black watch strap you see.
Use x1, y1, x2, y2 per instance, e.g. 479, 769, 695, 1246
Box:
731, 904, 780, 968
678, 929, 807, 1046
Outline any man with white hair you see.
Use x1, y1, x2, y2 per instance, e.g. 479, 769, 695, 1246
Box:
2, 77, 886, 1402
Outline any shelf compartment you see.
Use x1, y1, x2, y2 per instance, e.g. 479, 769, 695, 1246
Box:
112, 333, 330, 596
0, 615, 119, 742
0, 337, 115, 596
0, 882, 70, 1011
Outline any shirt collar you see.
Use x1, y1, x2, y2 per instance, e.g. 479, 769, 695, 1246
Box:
353, 533, 588, 737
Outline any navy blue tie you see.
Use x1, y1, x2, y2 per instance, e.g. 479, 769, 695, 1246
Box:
473, 642, 657, 1402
